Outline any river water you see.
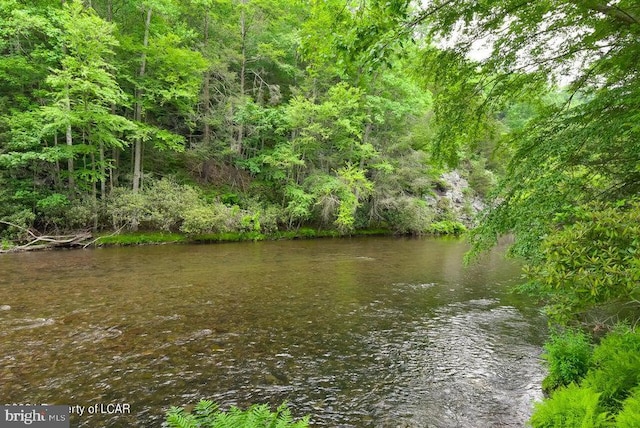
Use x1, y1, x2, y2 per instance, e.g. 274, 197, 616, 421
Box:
0, 237, 546, 427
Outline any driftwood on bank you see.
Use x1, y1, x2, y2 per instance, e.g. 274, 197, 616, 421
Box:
0, 221, 93, 253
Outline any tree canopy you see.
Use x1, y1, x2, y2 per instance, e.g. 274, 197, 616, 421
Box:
368, 0, 640, 322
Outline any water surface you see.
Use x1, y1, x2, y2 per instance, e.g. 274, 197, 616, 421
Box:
0, 236, 545, 427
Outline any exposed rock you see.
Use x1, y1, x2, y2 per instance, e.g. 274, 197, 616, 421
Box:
432, 170, 486, 227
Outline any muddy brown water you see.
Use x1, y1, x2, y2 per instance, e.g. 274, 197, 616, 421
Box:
0, 236, 546, 427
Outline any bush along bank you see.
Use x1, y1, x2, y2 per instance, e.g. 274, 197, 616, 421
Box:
1, 174, 472, 251
530, 325, 640, 427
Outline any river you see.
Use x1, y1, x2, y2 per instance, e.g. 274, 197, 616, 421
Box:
0, 236, 546, 427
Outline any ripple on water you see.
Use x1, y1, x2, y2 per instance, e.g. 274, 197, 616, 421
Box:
363, 300, 545, 427
0, 238, 544, 428
6, 317, 55, 331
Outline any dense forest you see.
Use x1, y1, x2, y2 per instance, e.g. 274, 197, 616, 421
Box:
0, 0, 497, 247
3, 0, 640, 425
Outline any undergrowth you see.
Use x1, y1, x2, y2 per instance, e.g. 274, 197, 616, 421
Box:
165, 401, 309, 428
531, 325, 640, 427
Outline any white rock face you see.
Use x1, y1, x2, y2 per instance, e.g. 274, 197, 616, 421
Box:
438, 170, 486, 226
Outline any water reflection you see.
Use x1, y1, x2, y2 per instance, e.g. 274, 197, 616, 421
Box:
0, 237, 545, 427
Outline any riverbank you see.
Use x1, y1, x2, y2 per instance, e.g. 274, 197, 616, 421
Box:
94, 227, 391, 247
0, 220, 467, 252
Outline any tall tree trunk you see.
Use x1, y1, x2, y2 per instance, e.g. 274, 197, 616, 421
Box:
106, 0, 115, 194
132, 7, 152, 193
235, 0, 247, 155
99, 142, 106, 198
61, 0, 75, 191
106, 0, 112, 21
53, 133, 61, 189
202, 14, 211, 145
91, 150, 98, 230
110, 147, 118, 191
65, 101, 74, 190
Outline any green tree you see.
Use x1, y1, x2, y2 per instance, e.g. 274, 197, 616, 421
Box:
108, 0, 206, 193
42, 0, 134, 197
358, 0, 640, 321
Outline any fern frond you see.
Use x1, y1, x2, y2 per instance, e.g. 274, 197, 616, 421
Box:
166, 407, 199, 428
164, 400, 310, 428
193, 399, 218, 422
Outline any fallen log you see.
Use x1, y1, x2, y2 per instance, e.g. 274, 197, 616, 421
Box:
0, 221, 93, 253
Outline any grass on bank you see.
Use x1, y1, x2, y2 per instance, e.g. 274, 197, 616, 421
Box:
92, 221, 465, 247
95, 232, 186, 246
93, 227, 397, 247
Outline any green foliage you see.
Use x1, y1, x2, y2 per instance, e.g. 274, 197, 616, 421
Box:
426, 220, 466, 236
143, 179, 201, 231
165, 401, 310, 428
106, 178, 199, 231
617, 388, 640, 428
582, 326, 640, 412
0, 239, 14, 250
191, 231, 264, 243
380, 196, 433, 235
220, 193, 240, 206
334, 164, 373, 233
466, 158, 496, 199
529, 384, 608, 428
541, 330, 592, 393
96, 232, 185, 246
0, 209, 36, 241
529, 325, 640, 427
255, 204, 283, 234
0, 0, 479, 241
180, 205, 232, 235
283, 184, 314, 228
351, 0, 640, 326
63, 198, 96, 230
105, 188, 147, 230
522, 199, 640, 322
36, 193, 70, 230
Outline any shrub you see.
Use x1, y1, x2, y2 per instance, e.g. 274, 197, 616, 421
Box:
523, 199, 640, 322
257, 204, 284, 234
541, 329, 592, 393
427, 220, 467, 235
180, 205, 230, 235
106, 179, 202, 231
105, 188, 147, 230
616, 388, 640, 427
165, 400, 310, 428
220, 192, 240, 205
583, 325, 640, 412
382, 196, 434, 234
529, 384, 608, 428
1, 209, 36, 241
240, 212, 261, 233
143, 178, 201, 231
529, 326, 640, 427
467, 157, 496, 198
434, 197, 456, 222
64, 198, 97, 230
36, 193, 70, 230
